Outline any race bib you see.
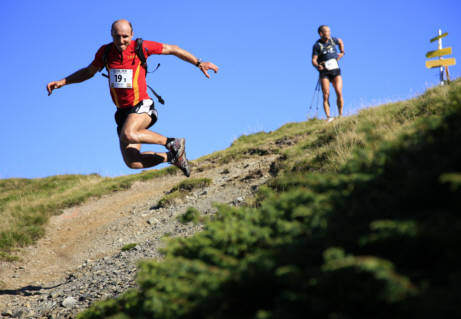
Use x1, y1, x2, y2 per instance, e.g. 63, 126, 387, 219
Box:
109, 69, 133, 88
324, 58, 339, 71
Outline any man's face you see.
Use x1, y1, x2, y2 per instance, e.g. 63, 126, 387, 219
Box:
111, 22, 133, 52
319, 27, 331, 40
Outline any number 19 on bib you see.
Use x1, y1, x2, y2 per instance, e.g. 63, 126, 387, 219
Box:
109, 69, 133, 89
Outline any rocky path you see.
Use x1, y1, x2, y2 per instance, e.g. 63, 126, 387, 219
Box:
0, 154, 278, 318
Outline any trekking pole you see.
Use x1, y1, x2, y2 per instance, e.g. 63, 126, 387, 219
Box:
308, 79, 321, 119
314, 80, 321, 118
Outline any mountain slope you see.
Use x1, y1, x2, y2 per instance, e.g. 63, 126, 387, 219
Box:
1, 79, 460, 318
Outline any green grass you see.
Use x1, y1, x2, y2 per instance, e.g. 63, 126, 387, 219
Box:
78, 79, 461, 318
197, 80, 456, 175
0, 167, 178, 261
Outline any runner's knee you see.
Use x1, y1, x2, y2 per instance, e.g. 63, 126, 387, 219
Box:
120, 129, 141, 144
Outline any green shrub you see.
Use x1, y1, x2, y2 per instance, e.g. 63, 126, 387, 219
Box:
177, 207, 201, 224
121, 243, 137, 252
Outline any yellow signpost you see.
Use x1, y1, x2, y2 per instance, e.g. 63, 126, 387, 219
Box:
426, 30, 455, 85
426, 47, 452, 59
425, 58, 456, 69
430, 32, 448, 43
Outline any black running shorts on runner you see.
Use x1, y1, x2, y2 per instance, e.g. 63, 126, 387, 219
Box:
319, 68, 341, 82
115, 99, 158, 136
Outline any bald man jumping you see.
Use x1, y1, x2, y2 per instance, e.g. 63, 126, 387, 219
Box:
47, 19, 218, 177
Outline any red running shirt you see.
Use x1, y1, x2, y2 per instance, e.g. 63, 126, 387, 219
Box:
91, 40, 163, 108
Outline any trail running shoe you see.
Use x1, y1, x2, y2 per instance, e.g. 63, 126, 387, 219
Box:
172, 151, 191, 177
166, 138, 185, 163
326, 117, 335, 123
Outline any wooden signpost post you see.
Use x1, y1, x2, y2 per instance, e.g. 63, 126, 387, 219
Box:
425, 30, 456, 85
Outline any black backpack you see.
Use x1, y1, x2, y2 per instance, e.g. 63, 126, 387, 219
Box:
100, 38, 164, 104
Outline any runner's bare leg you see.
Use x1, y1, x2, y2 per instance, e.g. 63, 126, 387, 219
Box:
320, 77, 331, 118
332, 75, 344, 116
120, 113, 167, 145
119, 113, 168, 169
119, 141, 167, 169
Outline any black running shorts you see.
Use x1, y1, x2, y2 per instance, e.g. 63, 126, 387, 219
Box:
319, 68, 341, 82
115, 99, 158, 136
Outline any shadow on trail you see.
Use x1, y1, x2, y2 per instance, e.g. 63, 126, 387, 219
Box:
0, 283, 64, 296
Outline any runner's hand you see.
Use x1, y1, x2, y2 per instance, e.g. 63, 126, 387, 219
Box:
317, 64, 324, 71
46, 80, 65, 96
337, 52, 344, 61
199, 62, 219, 79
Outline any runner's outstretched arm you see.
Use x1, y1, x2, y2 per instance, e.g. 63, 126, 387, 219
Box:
161, 44, 218, 79
47, 64, 99, 96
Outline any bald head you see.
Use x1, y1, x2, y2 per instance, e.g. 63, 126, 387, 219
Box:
111, 19, 134, 52
111, 19, 133, 35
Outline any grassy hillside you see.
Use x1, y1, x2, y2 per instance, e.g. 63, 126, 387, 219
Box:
75, 79, 461, 318
0, 167, 177, 261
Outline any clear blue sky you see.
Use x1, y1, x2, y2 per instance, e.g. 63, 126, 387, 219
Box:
1, 0, 460, 179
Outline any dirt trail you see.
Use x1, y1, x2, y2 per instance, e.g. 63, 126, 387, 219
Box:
0, 173, 185, 289
0, 154, 278, 315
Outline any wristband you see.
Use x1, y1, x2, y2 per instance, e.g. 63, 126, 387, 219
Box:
195, 59, 202, 67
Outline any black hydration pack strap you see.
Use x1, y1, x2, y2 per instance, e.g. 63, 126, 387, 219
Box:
135, 38, 147, 70
135, 38, 165, 105
147, 85, 164, 105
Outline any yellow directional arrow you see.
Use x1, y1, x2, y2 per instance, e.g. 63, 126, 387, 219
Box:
426, 47, 452, 58
430, 32, 448, 43
425, 58, 456, 69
